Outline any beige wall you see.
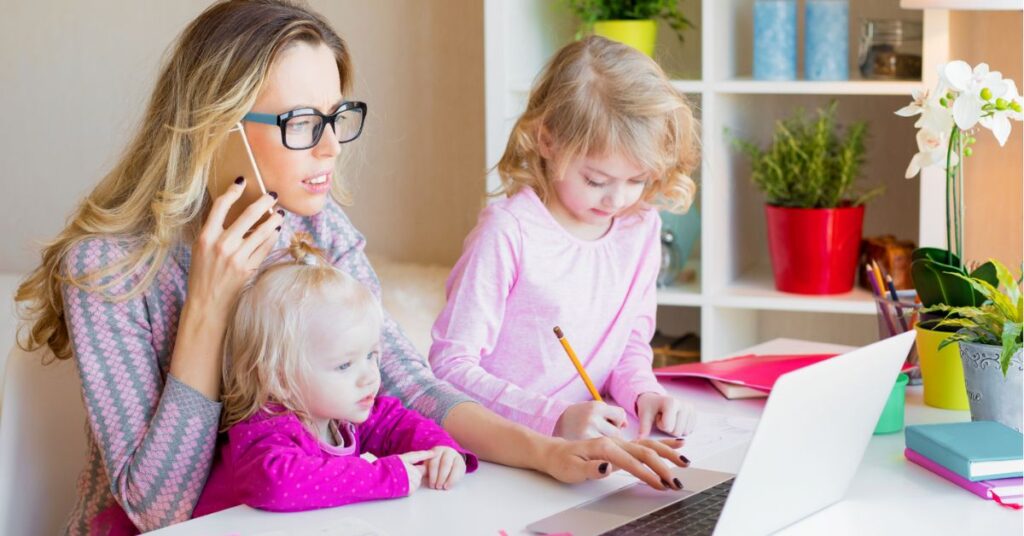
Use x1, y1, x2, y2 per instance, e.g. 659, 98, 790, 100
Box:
0, 0, 484, 273
950, 11, 1024, 267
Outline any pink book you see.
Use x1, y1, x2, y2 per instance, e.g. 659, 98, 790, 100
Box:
653, 353, 840, 392
906, 448, 1023, 508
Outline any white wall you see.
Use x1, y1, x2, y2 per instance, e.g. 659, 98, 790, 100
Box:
0, 0, 485, 273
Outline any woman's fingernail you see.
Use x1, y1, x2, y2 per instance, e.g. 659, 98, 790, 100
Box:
269, 191, 278, 199
277, 209, 285, 216
234, 176, 244, 185
275, 226, 282, 232
660, 478, 671, 488
598, 462, 608, 474
679, 454, 690, 464
673, 478, 683, 490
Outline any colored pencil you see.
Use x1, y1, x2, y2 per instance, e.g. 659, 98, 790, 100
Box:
553, 326, 602, 402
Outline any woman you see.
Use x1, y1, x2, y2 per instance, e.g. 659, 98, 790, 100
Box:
15, 1, 686, 533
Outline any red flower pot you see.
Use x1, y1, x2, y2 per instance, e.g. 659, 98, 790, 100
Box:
764, 204, 865, 294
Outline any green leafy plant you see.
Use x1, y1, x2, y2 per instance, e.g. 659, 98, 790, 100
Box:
566, 0, 694, 42
730, 101, 880, 209
923, 259, 1023, 375
911, 247, 998, 311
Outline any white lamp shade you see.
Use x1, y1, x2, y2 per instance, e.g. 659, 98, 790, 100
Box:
901, 0, 1023, 9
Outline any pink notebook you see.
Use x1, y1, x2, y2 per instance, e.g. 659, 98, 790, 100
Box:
653, 353, 840, 392
905, 448, 1023, 508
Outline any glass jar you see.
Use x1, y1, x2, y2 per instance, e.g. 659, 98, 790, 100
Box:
858, 19, 922, 80
658, 229, 680, 288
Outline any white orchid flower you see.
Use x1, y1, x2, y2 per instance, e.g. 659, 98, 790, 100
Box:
895, 87, 931, 117
905, 127, 955, 178
917, 99, 955, 133
943, 61, 1005, 130
979, 79, 1024, 146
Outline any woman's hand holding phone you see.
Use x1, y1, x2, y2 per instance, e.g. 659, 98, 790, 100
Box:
188, 178, 283, 320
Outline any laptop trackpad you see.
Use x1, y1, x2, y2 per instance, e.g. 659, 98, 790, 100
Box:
581, 483, 694, 517
527, 468, 735, 535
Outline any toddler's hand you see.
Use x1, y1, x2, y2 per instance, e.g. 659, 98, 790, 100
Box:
397, 450, 435, 495
554, 401, 627, 440
636, 393, 697, 438
423, 446, 467, 490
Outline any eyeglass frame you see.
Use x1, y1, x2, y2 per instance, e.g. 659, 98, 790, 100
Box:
242, 100, 367, 150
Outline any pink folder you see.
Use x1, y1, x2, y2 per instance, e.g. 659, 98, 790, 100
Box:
905, 448, 1023, 507
653, 353, 840, 392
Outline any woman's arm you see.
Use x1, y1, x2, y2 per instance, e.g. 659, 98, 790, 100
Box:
63, 239, 223, 532
442, 401, 687, 490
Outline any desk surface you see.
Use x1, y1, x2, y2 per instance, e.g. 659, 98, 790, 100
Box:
148, 339, 1023, 536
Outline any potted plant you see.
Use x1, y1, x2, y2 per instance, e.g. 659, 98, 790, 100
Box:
924, 260, 1023, 432
566, 0, 694, 57
897, 60, 1023, 409
732, 101, 879, 294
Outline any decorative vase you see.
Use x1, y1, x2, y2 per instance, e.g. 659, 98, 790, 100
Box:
959, 341, 1023, 432
914, 323, 969, 410
805, 0, 849, 80
764, 204, 864, 294
753, 0, 797, 80
593, 20, 657, 57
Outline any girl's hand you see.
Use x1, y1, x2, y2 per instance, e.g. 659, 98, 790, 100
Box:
541, 436, 688, 491
423, 446, 467, 490
636, 393, 697, 438
187, 179, 283, 321
553, 401, 627, 440
397, 450, 435, 495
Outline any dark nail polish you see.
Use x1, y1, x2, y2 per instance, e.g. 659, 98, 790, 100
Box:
269, 191, 278, 199
277, 209, 285, 216
660, 478, 670, 488
598, 462, 608, 474
275, 226, 282, 232
234, 176, 244, 185
679, 454, 690, 465
673, 478, 683, 490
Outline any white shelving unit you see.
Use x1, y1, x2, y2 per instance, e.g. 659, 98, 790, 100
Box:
484, 0, 950, 360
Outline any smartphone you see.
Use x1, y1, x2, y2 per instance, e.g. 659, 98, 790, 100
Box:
208, 122, 274, 230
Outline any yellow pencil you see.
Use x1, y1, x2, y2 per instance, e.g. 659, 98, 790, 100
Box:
553, 326, 603, 402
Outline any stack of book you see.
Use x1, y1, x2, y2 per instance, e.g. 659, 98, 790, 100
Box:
905, 421, 1024, 508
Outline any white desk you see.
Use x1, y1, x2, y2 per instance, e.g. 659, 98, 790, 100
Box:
148, 339, 1023, 536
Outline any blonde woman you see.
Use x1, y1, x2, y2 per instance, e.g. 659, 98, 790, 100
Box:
429, 36, 701, 464
16, 2, 688, 533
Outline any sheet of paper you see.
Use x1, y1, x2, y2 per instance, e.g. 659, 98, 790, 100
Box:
623, 411, 759, 464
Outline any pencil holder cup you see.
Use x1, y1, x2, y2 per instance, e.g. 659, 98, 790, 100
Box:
873, 372, 908, 434
873, 289, 922, 384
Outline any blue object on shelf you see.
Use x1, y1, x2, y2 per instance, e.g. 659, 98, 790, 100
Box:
753, 0, 797, 81
805, 0, 849, 81
659, 205, 700, 286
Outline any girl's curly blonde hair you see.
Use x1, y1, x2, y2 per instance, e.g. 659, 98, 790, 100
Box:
219, 232, 381, 433
495, 35, 700, 214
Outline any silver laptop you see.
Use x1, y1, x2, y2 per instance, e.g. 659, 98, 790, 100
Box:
527, 331, 915, 536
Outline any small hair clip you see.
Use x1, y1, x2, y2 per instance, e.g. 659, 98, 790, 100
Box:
301, 253, 318, 266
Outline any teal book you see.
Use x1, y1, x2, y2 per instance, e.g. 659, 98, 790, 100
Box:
905, 421, 1024, 481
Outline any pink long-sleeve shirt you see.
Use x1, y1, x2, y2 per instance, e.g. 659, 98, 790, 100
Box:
428, 188, 668, 435
192, 396, 478, 517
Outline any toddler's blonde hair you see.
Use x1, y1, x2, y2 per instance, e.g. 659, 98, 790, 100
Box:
496, 36, 700, 213
220, 233, 382, 433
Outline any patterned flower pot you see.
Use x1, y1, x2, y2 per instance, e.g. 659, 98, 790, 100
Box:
959, 341, 1023, 433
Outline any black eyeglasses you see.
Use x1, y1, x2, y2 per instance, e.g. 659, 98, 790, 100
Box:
243, 101, 367, 150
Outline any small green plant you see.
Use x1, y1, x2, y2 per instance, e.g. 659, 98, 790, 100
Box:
924, 259, 1023, 375
566, 0, 694, 42
730, 101, 880, 209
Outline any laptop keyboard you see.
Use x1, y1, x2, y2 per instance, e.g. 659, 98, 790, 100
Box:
600, 479, 735, 536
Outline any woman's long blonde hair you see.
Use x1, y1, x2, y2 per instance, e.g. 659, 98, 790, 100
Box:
16, 0, 354, 362
220, 233, 381, 433
495, 36, 700, 213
